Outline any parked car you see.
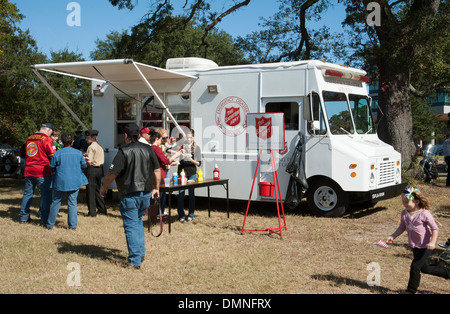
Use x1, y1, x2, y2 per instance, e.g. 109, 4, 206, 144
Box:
419, 144, 439, 157
0, 144, 22, 176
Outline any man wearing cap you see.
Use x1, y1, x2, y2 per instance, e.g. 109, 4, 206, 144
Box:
139, 127, 151, 145
19, 123, 57, 224
85, 129, 107, 216
100, 123, 161, 269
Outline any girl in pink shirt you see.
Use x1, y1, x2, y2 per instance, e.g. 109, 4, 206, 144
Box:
387, 186, 448, 293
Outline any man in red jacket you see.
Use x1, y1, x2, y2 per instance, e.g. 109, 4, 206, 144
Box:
19, 123, 57, 224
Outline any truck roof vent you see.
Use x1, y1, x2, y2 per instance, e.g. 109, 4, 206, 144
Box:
166, 57, 219, 70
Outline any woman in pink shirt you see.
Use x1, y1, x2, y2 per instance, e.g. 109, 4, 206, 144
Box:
387, 186, 449, 293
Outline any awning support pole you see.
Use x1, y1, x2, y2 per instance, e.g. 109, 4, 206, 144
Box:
131, 62, 186, 138
32, 69, 88, 130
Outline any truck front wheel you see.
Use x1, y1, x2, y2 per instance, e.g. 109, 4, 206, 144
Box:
306, 179, 348, 217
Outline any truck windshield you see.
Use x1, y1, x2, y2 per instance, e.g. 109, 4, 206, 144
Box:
322, 91, 354, 135
349, 94, 376, 134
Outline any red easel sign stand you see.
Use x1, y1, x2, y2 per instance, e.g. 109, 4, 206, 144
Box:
241, 149, 287, 239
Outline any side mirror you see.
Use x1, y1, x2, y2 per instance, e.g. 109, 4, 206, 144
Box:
303, 95, 312, 121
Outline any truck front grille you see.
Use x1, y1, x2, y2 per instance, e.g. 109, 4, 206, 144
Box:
378, 160, 396, 186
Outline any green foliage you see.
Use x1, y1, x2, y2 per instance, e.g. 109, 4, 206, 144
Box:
411, 95, 446, 144
235, 0, 344, 63
91, 17, 246, 67
0, 1, 91, 146
342, 0, 449, 92
1, 1, 45, 145
341, 0, 449, 162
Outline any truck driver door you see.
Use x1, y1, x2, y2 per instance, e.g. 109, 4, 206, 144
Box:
261, 97, 301, 199
304, 91, 331, 179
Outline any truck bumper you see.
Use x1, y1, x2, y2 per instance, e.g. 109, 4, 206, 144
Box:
348, 182, 408, 204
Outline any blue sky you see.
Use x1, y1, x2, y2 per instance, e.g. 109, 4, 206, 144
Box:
13, 0, 346, 61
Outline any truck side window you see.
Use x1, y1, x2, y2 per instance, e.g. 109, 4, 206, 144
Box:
307, 92, 327, 135
166, 94, 191, 135
142, 95, 163, 129
265, 102, 299, 130
116, 95, 137, 147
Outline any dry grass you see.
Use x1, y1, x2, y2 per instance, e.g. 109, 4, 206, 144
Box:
0, 177, 448, 294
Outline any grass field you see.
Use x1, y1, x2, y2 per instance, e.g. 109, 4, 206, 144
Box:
0, 177, 448, 294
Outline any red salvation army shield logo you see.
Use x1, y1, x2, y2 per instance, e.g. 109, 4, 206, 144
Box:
224, 107, 241, 127
215, 96, 250, 137
255, 117, 272, 140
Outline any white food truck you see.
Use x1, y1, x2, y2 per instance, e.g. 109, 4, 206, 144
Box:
32, 58, 406, 216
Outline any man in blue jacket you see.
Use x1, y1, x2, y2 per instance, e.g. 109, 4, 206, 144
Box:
46, 132, 88, 230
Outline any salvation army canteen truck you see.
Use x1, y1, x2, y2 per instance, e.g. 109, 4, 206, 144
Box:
32, 57, 406, 216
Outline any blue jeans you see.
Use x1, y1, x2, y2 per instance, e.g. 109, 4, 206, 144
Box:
119, 192, 151, 267
46, 189, 79, 229
20, 176, 52, 223
445, 156, 450, 186
177, 174, 197, 219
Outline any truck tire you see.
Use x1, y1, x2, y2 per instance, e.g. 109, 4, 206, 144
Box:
306, 179, 348, 217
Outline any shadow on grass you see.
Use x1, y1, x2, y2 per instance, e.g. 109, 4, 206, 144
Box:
0, 178, 24, 188
192, 196, 391, 220
344, 205, 388, 219
311, 273, 441, 294
56, 241, 126, 264
311, 273, 399, 294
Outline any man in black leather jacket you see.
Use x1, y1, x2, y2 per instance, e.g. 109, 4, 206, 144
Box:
100, 123, 160, 269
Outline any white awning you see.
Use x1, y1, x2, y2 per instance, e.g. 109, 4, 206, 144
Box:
31, 59, 195, 136
32, 59, 197, 82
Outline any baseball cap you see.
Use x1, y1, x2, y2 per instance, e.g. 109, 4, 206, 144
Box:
140, 127, 150, 134
85, 129, 99, 137
41, 123, 54, 131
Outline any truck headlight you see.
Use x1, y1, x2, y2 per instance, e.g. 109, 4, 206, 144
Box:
370, 172, 375, 184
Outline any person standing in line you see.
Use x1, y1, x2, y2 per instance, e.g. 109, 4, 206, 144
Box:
73, 130, 87, 151
85, 129, 107, 216
177, 129, 201, 222
46, 132, 88, 230
100, 124, 161, 269
19, 123, 57, 224
139, 127, 152, 145
443, 132, 450, 187
150, 131, 182, 216
51, 130, 62, 151
155, 128, 173, 157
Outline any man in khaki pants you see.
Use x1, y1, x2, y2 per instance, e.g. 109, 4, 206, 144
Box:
85, 130, 107, 216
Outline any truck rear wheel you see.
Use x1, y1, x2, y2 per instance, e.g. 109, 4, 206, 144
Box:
306, 179, 348, 217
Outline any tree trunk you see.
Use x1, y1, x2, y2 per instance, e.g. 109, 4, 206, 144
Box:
372, 0, 442, 167
377, 68, 416, 166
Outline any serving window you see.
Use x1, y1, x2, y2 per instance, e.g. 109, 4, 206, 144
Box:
165, 94, 191, 136
114, 93, 190, 147
142, 95, 164, 129
265, 101, 299, 130
116, 95, 137, 147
